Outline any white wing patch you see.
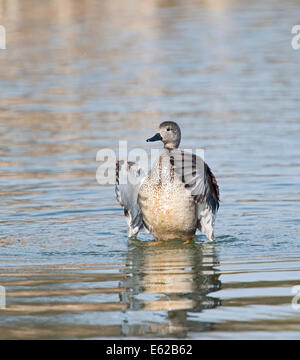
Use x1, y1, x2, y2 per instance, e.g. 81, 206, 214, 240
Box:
197, 203, 216, 241
115, 161, 146, 238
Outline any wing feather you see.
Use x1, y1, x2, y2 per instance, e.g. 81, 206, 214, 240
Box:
172, 150, 219, 240
115, 161, 146, 237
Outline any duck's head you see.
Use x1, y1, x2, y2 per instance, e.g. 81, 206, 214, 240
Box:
146, 121, 181, 149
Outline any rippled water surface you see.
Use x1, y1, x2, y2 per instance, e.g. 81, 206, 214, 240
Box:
0, 0, 300, 339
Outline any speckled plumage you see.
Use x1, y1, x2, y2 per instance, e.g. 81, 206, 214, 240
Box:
138, 149, 197, 240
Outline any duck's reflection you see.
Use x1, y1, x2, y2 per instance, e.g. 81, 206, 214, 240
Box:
120, 238, 221, 337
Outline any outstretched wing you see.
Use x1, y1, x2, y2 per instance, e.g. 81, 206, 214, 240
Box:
172, 150, 219, 240
115, 161, 146, 237
196, 164, 219, 241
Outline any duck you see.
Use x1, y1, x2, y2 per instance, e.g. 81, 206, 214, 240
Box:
115, 121, 219, 241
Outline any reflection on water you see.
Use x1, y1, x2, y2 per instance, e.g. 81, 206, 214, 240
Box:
1, 0, 300, 339
120, 240, 220, 337
0, 240, 220, 339
1, 243, 300, 339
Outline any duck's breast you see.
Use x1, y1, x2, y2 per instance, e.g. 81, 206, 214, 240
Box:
138, 180, 197, 238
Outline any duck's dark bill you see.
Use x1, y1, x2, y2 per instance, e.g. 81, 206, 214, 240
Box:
146, 133, 162, 142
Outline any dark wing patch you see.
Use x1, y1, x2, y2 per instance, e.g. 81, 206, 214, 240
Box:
204, 164, 219, 214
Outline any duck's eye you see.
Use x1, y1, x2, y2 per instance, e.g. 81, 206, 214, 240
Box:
167, 128, 170, 131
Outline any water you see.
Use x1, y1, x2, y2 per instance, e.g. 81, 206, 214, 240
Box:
0, 0, 300, 339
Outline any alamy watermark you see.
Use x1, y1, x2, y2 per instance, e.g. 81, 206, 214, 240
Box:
0, 25, 6, 50
96, 141, 205, 193
291, 25, 300, 50
0, 285, 5, 309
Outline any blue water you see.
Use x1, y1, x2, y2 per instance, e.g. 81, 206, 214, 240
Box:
0, 0, 300, 339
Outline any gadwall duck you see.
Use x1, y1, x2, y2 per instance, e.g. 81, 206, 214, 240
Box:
116, 121, 219, 241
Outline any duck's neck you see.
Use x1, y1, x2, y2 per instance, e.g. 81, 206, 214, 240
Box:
164, 143, 180, 151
